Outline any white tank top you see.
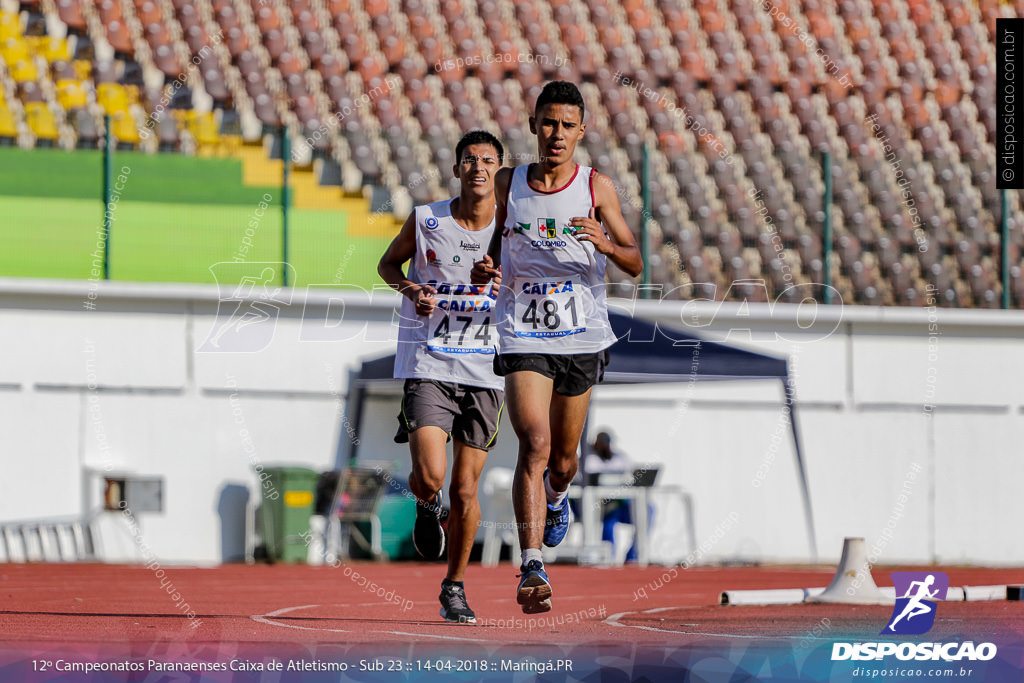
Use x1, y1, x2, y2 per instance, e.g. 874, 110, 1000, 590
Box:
496, 164, 616, 354
393, 199, 503, 390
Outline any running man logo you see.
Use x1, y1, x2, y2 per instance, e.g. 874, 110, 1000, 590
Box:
198, 262, 294, 353
539, 218, 557, 238
881, 571, 949, 635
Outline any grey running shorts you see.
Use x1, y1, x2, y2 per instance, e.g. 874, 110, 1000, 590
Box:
394, 379, 504, 451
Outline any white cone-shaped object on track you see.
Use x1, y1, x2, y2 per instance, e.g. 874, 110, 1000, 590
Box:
806, 537, 892, 605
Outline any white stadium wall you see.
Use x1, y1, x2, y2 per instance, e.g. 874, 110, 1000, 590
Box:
0, 278, 1021, 566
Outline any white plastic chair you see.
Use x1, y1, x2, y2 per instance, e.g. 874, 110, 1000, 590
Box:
480, 467, 520, 566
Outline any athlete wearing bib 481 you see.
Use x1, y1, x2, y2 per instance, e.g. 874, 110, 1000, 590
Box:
496, 162, 615, 354
472, 82, 642, 615
379, 130, 505, 625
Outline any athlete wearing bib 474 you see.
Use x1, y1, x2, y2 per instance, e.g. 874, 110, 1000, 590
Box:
378, 130, 505, 624
473, 82, 642, 614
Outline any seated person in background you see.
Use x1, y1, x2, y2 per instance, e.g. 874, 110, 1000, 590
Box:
584, 431, 640, 562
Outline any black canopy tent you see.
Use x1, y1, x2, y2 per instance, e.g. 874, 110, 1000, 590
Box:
345, 312, 817, 561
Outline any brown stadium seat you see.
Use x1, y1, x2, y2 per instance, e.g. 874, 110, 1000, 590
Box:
55, 0, 86, 32
303, 31, 325, 64
214, 4, 239, 34
254, 6, 280, 34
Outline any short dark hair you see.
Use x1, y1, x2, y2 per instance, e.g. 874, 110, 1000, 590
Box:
534, 81, 585, 120
455, 130, 504, 164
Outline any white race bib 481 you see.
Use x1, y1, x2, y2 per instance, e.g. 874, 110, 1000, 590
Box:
512, 278, 586, 338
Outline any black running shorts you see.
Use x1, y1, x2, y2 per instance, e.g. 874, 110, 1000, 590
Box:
394, 379, 504, 451
493, 350, 609, 397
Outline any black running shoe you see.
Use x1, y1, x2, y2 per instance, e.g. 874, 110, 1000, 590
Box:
439, 579, 476, 623
414, 492, 446, 560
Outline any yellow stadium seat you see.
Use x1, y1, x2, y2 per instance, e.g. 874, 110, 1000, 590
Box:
47, 37, 72, 63
0, 12, 21, 42
0, 103, 17, 138
72, 59, 91, 80
111, 110, 140, 144
192, 111, 221, 145
1, 36, 30, 66
25, 102, 58, 140
170, 108, 188, 132
27, 35, 72, 63
96, 83, 128, 115
10, 58, 38, 83
56, 79, 88, 110
174, 109, 195, 130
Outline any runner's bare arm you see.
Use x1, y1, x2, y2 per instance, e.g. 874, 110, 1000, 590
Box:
570, 171, 643, 277
378, 212, 437, 315
472, 167, 512, 284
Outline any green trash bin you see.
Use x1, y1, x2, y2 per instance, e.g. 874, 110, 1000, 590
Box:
351, 494, 417, 560
259, 466, 320, 563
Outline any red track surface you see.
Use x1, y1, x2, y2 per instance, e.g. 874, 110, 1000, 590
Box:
2, 563, 1023, 646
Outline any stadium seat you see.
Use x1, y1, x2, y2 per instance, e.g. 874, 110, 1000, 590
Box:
0, 98, 18, 140
28, 35, 71, 63
55, 79, 87, 110
24, 101, 58, 141
111, 109, 140, 144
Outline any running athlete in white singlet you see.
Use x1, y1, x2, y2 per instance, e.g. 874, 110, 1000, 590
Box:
379, 130, 505, 624
472, 82, 643, 615
496, 162, 616, 354
392, 197, 502, 390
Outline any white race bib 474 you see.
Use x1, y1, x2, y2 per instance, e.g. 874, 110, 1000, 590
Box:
427, 286, 498, 354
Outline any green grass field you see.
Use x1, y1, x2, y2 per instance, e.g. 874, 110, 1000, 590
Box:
0, 148, 392, 288
0, 147, 276, 203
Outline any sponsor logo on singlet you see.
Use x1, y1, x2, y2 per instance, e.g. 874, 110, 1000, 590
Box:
527, 218, 570, 248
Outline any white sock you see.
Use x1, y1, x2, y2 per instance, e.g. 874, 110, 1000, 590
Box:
544, 470, 568, 508
521, 548, 543, 567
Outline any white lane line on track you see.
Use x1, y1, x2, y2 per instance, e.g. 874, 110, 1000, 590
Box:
264, 604, 319, 617
387, 630, 492, 643
253, 604, 495, 638
251, 604, 348, 633
604, 608, 799, 640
